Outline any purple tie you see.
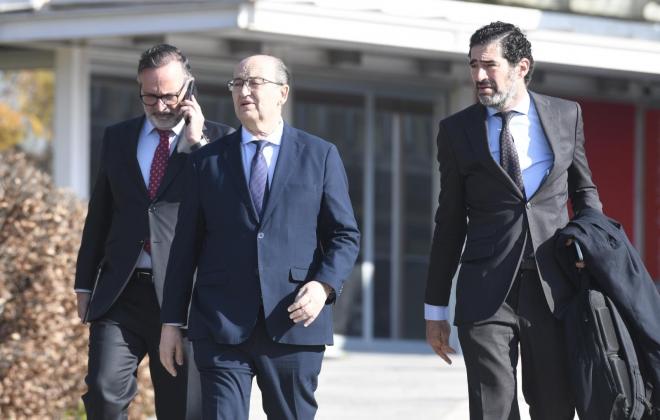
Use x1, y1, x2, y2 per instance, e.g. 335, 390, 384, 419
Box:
249, 140, 268, 217
497, 111, 525, 195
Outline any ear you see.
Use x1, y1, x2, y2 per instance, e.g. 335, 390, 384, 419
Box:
517, 58, 530, 79
278, 84, 290, 107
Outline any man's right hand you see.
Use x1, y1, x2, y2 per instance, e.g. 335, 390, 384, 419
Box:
76, 292, 91, 323
426, 320, 456, 364
159, 325, 184, 377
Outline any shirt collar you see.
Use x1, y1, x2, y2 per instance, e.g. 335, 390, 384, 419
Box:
486, 90, 531, 118
142, 117, 185, 139
240, 119, 284, 146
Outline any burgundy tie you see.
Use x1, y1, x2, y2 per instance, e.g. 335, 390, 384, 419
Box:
144, 129, 171, 254
148, 129, 171, 200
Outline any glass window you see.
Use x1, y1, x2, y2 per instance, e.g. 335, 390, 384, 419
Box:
375, 98, 434, 339
293, 92, 435, 339
294, 90, 365, 336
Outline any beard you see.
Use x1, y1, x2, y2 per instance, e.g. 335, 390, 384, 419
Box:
146, 108, 183, 130
476, 68, 517, 110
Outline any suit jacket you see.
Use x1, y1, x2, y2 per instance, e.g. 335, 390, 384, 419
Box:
160, 123, 360, 346
425, 91, 602, 325
74, 115, 233, 322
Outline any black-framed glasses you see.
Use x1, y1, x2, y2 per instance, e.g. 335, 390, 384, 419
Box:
140, 80, 188, 106
227, 77, 283, 92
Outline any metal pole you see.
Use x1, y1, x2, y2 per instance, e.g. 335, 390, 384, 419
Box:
390, 113, 402, 339
361, 93, 375, 341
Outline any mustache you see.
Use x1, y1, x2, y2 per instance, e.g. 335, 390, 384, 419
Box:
476, 81, 495, 89
152, 111, 177, 118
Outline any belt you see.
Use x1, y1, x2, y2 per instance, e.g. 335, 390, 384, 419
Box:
132, 268, 153, 284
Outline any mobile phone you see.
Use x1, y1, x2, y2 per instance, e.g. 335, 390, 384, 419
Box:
573, 240, 584, 263
184, 78, 195, 100
183, 78, 195, 125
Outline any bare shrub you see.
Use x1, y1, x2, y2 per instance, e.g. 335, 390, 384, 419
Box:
0, 150, 154, 419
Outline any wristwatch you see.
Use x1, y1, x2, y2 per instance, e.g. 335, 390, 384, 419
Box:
189, 133, 209, 151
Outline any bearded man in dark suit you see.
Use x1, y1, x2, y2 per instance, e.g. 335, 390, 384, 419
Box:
425, 22, 602, 420
74, 44, 233, 419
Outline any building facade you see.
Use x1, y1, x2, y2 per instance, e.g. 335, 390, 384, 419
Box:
1, 0, 658, 343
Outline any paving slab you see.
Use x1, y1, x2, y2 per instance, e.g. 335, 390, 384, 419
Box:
246, 339, 538, 420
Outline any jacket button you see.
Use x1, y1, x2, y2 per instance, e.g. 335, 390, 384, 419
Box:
257, 232, 265, 239
526, 202, 532, 209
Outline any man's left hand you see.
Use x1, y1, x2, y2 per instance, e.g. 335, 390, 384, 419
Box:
180, 95, 206, 145
159, 325, 184, 377
287, 280, 332, 327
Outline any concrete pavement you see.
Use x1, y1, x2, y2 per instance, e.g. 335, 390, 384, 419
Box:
247, 338, 535, 420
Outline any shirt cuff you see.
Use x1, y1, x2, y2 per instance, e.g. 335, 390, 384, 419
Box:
163, 323, 184, 327
424, 304, 449, 321
190, 134, 209, 151
75, 289, 92, 294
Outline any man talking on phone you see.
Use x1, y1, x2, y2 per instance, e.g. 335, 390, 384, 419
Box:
74, 44, 233, 419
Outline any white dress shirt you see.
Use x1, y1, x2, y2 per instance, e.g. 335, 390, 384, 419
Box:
425, 91, 554, 321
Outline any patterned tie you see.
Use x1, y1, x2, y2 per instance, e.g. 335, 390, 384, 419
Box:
498, 112, 535, 260
249, 140, 268, 217
148, 129, 171, 200
144, 129, 171, 254
497, 111, 525, 195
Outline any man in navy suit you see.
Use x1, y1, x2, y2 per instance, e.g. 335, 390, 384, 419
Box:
74, 44, 233, 419
159, 54, 360, 420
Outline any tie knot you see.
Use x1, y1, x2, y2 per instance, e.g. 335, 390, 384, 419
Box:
496, 111, 515, 126
156, 129, 172, 142
252, 140, 268, 153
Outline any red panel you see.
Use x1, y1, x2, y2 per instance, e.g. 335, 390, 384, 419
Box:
645, 109, 660, 280
578, 99, 636, 242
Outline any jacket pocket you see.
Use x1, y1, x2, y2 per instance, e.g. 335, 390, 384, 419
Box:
289, 267, 310, 283
286, 182, 320, 191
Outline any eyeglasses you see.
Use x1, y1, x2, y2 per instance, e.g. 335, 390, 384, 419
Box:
227, 77, 283, 92
140, 80, 188, 106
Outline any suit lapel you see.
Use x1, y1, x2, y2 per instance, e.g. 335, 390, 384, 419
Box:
153, 146, 186, 201
221, 130, 259, 222
261, 124, 303, 224
463, 105, 524, 198
530, 91, 560, 189
155, 123, 219, 201
122, 116, 150, 197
